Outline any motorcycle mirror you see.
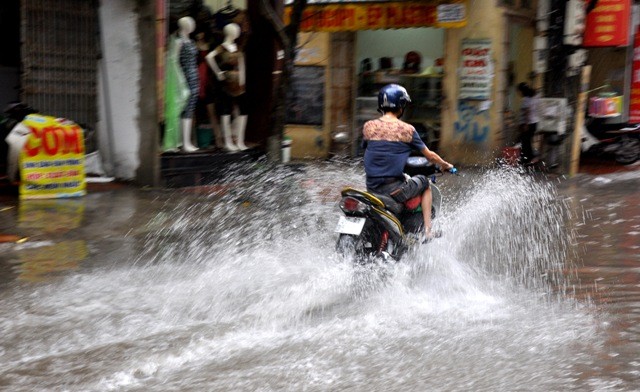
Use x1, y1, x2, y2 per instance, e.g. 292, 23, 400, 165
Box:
332, 132, 350, 144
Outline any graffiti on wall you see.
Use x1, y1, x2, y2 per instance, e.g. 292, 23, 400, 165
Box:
454, 100, 490, 143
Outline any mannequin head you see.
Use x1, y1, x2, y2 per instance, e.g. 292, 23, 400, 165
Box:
178, 16, 196, 35
222, 23, 240, 42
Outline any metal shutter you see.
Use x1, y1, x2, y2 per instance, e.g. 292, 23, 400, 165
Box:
21, 0, 98, 129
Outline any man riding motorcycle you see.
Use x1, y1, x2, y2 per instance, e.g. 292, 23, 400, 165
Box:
362, 84, 454, 240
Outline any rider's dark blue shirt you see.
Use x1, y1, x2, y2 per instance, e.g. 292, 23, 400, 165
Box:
362, 118, 426, 190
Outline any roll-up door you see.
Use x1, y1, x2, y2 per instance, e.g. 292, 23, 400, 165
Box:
21, 0, 98, 129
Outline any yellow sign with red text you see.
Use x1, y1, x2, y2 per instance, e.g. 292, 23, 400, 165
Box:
284, 1, 467, 32
19, 114, 86, 199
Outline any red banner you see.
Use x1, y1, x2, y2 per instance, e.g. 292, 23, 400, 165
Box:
284, 1, 467, 31
629, 27, 640, 123
583, 0, 631, 47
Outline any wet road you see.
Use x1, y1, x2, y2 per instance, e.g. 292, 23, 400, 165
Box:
0, 162, 638, 391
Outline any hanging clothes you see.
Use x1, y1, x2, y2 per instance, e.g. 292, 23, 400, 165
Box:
197, 49, 215, 104
163, 35, 190, 152
213, 6, 239, 31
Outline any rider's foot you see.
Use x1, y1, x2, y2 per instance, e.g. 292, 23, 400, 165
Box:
422, 230, 442, 244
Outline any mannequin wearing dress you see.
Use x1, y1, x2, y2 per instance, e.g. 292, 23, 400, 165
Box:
205, 23, 248, 151
177, 17, 200, 152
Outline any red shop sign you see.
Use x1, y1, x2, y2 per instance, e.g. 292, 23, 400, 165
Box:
583, 0, 631, 47
629, 27, 640, 123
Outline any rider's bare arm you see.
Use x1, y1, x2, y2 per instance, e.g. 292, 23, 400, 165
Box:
421, 146, 453, 170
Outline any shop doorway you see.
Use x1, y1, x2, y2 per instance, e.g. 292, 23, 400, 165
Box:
353, 28, 445, 154
0, 2, 20, 177
0, 2, 20, 110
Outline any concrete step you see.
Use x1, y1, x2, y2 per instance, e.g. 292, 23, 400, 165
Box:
160, 147, 265, 188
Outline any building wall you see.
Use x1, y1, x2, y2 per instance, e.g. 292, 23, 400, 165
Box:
97, 0, 142, 180
285, 32, 332, 159
504, 19, 535, 146
329, 32, 355, 157
441, 0, 506, 165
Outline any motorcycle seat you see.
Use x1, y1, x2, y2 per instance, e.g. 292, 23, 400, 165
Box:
370, 192, 403, 215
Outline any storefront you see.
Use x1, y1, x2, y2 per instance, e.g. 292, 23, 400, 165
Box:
353, 28, 446, 155
581, 0, 635, 123
0, 1, 99, 180
282, 0, 466, 160
286, 0, 553, 167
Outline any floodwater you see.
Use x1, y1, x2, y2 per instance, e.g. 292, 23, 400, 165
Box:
0, 161, 638, 391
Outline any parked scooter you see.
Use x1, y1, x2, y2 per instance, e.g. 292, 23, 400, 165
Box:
583, 118, 640, 165
335, 156, 457, 263
1, 102, 38, 179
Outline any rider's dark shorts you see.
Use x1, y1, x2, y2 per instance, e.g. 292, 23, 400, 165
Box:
370, 175, 429, 203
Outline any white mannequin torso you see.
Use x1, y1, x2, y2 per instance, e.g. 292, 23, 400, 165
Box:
205, 23, 244, 86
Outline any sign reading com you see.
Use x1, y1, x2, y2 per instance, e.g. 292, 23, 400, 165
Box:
284, 1, 467, 31
19, 114, 86, 199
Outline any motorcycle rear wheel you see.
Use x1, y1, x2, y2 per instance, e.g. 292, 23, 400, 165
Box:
337, 233, 402, 264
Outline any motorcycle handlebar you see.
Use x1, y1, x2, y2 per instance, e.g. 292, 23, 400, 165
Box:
434, 165, 459, 175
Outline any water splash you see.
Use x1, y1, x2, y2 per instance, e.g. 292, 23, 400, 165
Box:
436, 167, 580, 295
132, 161, 592, 331
0, 161, 603, 391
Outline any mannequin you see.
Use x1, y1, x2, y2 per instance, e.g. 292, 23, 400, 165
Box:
205, 23, 248, 151
176, 16, 200, 152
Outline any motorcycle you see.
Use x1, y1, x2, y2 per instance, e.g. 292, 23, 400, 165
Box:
583, 118, 640, 165
335, 156, 455, 262
1, 102, 38, 180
